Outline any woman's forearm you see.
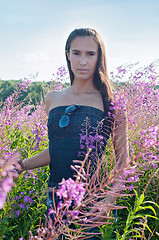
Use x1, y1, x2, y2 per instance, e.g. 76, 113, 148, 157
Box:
22, 148, 50, 171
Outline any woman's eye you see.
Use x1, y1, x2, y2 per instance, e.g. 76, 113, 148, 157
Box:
89, 53, 95, 56
73, 52, 79, 55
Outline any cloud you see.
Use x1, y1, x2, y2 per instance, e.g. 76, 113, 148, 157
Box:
39, 52, 51, 60
14, 52, 51, 63
23, 53, 38, 63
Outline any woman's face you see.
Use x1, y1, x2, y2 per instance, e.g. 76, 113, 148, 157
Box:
67, 36, 98, 83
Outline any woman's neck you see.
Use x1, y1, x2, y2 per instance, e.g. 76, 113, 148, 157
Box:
70, 80, 98, 95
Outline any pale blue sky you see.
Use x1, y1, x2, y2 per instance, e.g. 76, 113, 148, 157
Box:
0, 0, 159, 81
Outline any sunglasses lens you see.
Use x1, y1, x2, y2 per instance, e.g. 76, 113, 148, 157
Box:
59, 115, 70, 128
65, 105, 77, 113
59, 105, 80, 128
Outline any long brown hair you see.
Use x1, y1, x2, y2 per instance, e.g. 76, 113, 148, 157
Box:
65, 28, 114, 113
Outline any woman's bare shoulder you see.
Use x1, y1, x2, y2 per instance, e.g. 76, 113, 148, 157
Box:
45, 90, 60, 101
45, 90, 61, 115
45, 88, 69, 115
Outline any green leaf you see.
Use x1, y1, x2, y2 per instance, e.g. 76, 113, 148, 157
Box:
143, 201, 159, 208
141, 206, 157, 216
138, 193, 144, 206
144, 224, 152, 233
146, 214, 158, 220
131, 214, 146, 220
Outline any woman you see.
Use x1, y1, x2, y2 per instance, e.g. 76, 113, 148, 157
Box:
17, 28, 128, 238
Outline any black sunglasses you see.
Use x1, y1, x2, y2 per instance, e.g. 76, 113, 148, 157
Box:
59, 104, 80, 128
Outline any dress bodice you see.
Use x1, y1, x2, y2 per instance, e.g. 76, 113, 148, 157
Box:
47, 105, 111, 187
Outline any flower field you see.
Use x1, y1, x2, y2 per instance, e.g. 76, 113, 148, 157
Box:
0, 62, 159, 240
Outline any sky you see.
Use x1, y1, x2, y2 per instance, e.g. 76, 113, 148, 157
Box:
0, 0, 159, 82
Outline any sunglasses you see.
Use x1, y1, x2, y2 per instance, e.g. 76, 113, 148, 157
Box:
59, 104, 80, 128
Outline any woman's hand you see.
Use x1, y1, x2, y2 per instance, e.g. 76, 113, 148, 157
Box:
87, 195, 117, 223
13, 159, 25, 175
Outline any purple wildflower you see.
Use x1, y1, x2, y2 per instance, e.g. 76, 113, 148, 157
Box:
2, 177, 14, 193
16, 209, 21, 217
56, 178, 85, 209
19, 203, 25, 209
0, 192, 7, 209
24, 195, 34, 203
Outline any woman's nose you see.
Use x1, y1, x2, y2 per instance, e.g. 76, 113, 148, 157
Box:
79, 55, 87, 65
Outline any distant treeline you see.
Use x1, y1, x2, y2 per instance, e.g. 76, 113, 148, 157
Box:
0, 80, 69, 107
0, 79, 158, 107
0, 80, 50, 106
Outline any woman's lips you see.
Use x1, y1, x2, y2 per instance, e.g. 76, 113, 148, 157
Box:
77, 69, 88, 73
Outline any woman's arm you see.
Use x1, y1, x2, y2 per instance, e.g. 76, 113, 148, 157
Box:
16, 93, 52, 173
89, 109, 129, 222
19, 148, 50, 172
112, 109, 129, 170
105, 108, 129, 200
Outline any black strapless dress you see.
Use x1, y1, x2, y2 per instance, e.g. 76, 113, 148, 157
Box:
47, 105, 114, 239
47, 105, 111, 188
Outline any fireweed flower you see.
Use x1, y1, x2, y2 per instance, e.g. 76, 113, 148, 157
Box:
0, 192, 7, 209
0, 63, 158, 238
2, 177, 14, 193
0, 152, 20, 209
141, 126, 158, 148
56, 178, 85, 212
79, 118, 105, 163
117, 65, 127, 74
53, 81, 63, 90
50, 65, 68, 91
57, 66, 67, 78
17, 78, 31, 92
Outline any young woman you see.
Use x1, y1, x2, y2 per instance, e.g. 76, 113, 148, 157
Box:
16, 28, 128, 237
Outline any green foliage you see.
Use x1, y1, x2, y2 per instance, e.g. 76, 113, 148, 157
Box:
0, 73, 159, 239
99, 220, 117, 240
0, 105, 49, 239
0, 80, 49, 106
0, 80, 18, 102
0, 166, 49, 240
115, 190, 159, 240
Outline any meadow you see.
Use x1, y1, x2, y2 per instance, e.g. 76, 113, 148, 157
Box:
0, 62, 159, 240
